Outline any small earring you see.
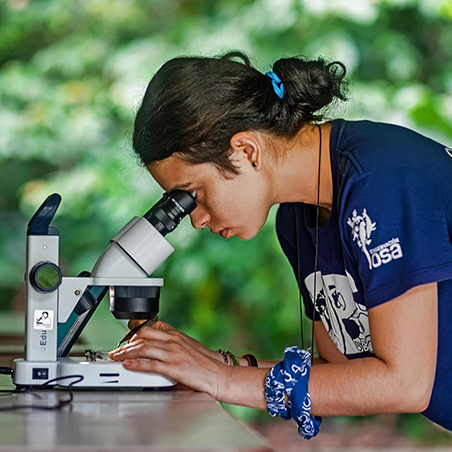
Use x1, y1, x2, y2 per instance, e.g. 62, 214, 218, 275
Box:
252, 161, 258, 168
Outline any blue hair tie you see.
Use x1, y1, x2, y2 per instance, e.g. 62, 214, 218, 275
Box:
265, 71, 285, 99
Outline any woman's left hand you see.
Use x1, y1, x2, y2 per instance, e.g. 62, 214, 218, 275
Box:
108, 325, 230, 398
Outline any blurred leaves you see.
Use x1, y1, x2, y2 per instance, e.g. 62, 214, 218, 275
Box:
1, 0, 452, 346
0, 0, 452, 435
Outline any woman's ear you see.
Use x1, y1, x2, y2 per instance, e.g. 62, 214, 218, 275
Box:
229, 131, 262, 170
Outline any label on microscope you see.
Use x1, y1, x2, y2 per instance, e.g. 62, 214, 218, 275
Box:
33, 309, 54, 330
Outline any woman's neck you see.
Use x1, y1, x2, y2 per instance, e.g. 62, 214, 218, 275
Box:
268, 123, 333, 211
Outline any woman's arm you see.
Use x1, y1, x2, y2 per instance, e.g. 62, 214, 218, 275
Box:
110, 282, 437, 416
217, 282, 438, 412
308, 282, 438, 416
313, 320, 348, 364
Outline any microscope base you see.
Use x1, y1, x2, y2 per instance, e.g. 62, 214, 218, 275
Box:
13, 359, 59, 386
13, 358, 176, 388
58, 357, 176, 388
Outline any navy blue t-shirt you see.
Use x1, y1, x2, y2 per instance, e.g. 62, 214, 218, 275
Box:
276, 119, 452, 430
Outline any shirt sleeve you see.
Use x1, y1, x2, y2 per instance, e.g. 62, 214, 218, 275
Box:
340, 166, 452, 309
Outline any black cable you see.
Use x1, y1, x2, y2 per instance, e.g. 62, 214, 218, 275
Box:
296, 125, 322, 357
311, 123, 322, 361
0, 374, 84, 411
0, 367, 13, 375
295, 203, 304, 350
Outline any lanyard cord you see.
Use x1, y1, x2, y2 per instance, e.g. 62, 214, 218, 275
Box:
296, 123, 322, 358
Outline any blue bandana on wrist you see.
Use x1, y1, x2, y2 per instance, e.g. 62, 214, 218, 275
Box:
265, 71, 285, 99
264, 346, 322, 439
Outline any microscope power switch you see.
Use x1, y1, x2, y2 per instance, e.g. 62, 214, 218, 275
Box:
32, 368, 49, 380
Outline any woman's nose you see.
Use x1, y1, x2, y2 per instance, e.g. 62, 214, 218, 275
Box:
189, 205, 210, 230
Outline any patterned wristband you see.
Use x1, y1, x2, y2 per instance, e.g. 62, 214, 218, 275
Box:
264, 362, 291, 420
283, 346, 321, 439
264, 346, 322, 439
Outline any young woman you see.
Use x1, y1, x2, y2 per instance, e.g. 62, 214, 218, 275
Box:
109, 51, 452, 436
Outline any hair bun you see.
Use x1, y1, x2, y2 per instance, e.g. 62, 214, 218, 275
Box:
272, 56, 348, 121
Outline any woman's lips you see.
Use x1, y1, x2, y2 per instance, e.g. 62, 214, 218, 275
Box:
220, 228, 229, 239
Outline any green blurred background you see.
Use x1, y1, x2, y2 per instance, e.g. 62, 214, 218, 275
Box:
1, 0, 452, 446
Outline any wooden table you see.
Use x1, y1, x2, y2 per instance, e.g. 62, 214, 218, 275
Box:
0, 312, 273, 451
0, 385, 273, 451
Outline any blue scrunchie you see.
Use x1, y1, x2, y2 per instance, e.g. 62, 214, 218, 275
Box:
264, 346, 322, 439
265, 71, 285, 99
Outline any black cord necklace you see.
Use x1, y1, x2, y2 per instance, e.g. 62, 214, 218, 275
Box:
296, 123, 322, 358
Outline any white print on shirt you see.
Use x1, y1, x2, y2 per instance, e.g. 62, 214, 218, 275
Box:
368, 237, 403, 269
445, 147, 452, 158
347, 208, 403, 270
347, 208, 376, 269
305, 272, 373, 356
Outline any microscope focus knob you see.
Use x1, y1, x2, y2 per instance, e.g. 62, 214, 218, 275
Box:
30, 261, 63, 293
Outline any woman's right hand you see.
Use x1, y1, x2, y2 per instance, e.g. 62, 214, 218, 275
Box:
110, 321, 269, 409
127, 319, 223, 362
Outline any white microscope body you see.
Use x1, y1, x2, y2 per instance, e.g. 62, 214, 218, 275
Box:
13, 191, 195, 388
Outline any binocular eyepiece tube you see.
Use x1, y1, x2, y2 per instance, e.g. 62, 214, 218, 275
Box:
108, 190, 196, 320
144, 190, 196, 236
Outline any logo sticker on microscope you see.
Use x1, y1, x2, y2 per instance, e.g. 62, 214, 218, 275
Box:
33, 310, 54, 330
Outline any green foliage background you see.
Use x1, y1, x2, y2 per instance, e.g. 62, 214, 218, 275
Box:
1, 0, 452, 441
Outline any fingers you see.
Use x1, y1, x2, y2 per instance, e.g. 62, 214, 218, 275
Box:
127, 319, 147, 330
110, 338, 169, 362
132, 324, 219, 361
122, 358, 163, 374
109, 333, 224, 397
128, 319, 171, 331
119, 321, 219, 364
132, 326, 173, 342
129, 323, 192, 348
110, 331, 186, 362
113, 340, 175, 377
109, 336, 192, 382
116, 322, 174, 350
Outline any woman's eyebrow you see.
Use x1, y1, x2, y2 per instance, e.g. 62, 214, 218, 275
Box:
170, 181, 192, 191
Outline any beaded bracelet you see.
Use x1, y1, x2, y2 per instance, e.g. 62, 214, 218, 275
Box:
219, 350, 257, 367
217, 349, 230, 365
226, 351, 240, 366
243, 354, 258, 367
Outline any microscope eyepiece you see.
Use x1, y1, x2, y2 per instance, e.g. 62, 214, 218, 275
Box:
144, 190, 196, 236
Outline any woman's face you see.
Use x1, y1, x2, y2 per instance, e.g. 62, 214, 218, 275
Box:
148, 154, 271, 240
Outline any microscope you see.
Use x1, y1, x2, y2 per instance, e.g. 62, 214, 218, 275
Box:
13, 190, 196, 388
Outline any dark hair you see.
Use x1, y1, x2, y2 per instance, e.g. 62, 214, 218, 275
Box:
132, 51, 348, 175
